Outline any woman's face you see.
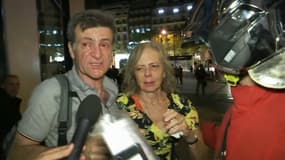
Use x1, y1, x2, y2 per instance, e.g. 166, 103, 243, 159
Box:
134, 47, 165, 93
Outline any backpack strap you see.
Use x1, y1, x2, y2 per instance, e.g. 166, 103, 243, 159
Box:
55, 74, 72, 146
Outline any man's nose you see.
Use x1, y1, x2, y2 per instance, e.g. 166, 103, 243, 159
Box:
89, 44, 102, 58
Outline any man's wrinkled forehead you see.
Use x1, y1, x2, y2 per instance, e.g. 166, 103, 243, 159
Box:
74, 25, 113, 43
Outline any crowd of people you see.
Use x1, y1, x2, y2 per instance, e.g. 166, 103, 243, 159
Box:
2, 0, 285, 159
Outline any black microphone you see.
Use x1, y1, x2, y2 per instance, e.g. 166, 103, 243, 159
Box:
67, 94, 102, 160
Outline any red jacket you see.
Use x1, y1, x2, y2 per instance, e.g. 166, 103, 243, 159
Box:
201, 85, 285, 160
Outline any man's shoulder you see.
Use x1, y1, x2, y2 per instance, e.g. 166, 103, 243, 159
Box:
38, 76, 60, 88
32, 76, 61, 98
0, 88, 8, 97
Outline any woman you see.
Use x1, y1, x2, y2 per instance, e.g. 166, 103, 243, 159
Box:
116, 41, 204, 159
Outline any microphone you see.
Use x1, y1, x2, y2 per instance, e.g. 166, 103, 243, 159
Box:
67, 94, 102, 160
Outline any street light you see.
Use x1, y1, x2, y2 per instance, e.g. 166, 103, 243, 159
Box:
161, 29, 167, 35
160, 29, 168, 48
162, 29, 177, 56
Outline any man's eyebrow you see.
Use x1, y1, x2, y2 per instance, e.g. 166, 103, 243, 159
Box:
100, 38, 112, 43
80, 37, 112, 43
79, 37, 93, 41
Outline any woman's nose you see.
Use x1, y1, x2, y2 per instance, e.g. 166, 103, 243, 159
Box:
144, 67, 152, 76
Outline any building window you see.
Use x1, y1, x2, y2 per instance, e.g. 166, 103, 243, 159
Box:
37, 0, 70, 80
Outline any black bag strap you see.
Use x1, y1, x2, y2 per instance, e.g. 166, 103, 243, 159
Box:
56, 74, 72, 146
217, 112, 232, 160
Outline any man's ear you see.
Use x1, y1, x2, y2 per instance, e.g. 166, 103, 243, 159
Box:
68, 42, 75, 59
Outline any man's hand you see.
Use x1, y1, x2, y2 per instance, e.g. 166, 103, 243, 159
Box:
35, 144, 85, 160
84, 135, 111, 160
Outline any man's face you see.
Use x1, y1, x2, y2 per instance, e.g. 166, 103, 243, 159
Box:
69, 26, 113, 83
4, 77, 20, 97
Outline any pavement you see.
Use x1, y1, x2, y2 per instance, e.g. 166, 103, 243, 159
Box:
176, 71, 233, 123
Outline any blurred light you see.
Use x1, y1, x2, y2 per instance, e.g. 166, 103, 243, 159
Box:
128, 41, 137, 45
158, 9, 164, 14
54, 43, 63, 47
49, 56, 53, 63
209, 66, 215, 72
54, 56, 64, 62
127, 41, 139, 50
187, 5, 193, 11
53, 30, 58, 35
114, 53, 130, 68
173, 8, 179, 14
40, 43, 63, 47
161, 29, 167, 35
140, 40, 151, 43
194, 53, 201, 60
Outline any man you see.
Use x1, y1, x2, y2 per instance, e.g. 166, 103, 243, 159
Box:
0, 75, 22, 159
0, 75, 22, 134
1, 75, 21, 97
8, 10, 118, 160
201, 1, 285, 159
194, 64, 207, 96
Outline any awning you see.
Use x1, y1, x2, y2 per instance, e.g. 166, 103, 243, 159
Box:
181, 36, 206, 48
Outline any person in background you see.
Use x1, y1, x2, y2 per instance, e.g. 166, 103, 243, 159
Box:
8, 10, 118, 160
0, 74, 22, 159
106, 65, 120, 84
178, 65, 183, 85
201, 1, 285, 159
194, 64, 207, 96
173, 65, 180, 85
116, 41, 209, 160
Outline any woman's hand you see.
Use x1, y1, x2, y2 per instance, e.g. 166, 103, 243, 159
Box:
163, 109, 196, 140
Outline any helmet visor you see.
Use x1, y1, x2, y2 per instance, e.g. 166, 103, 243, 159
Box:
208, 2, 272, 74
248, 48, 285, 89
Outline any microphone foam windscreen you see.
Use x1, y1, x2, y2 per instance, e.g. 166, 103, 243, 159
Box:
76, 94, 102, 124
